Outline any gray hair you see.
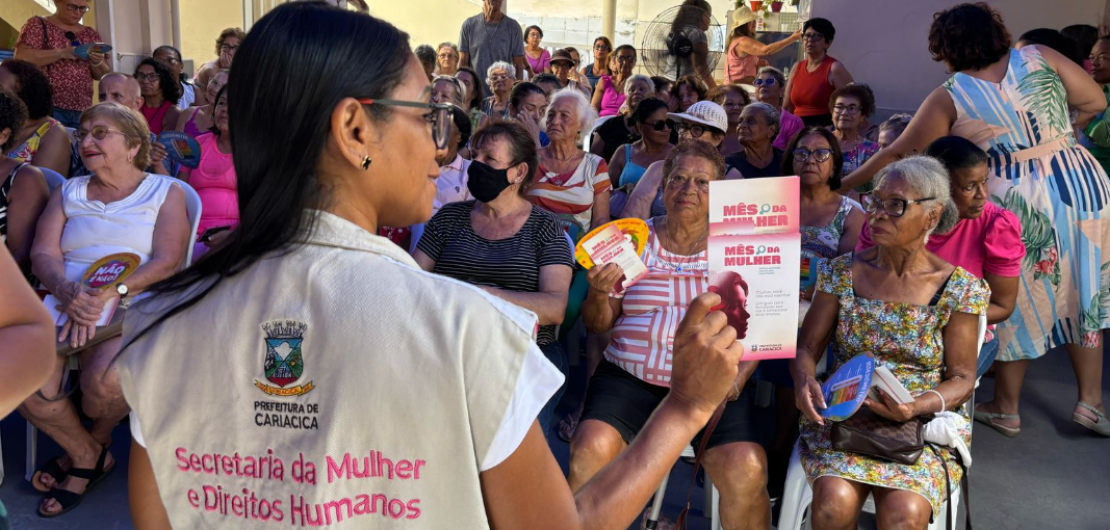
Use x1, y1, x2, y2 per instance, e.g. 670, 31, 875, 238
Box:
758, 66, 786, 87
624, 74, 654, 93
543, 87, 597, 135
433, 75, 466, 106
873, 155, 959, 239
437, 42, 458, 54
487, 61, 516, 80
745, 102, 781, 137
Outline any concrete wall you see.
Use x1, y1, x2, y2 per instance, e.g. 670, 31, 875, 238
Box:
812, 0, 1109, 115
180, 0, 244, 73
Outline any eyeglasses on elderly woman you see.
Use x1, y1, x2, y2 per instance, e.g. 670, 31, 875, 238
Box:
356, 98, 453, 150
862, 195, 935, 218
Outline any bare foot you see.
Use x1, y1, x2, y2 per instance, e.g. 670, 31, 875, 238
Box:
39, 451, 114, 516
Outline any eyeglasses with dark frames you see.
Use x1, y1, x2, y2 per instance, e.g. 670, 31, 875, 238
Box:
863, 195, 935, 218
356, 98, 453, 151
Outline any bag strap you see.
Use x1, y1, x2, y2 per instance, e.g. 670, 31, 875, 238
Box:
930, 444, 972, 530
674, 400, 726, 530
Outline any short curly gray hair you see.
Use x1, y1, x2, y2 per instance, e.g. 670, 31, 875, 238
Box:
487, 61, 516, 80
873, 155, 959, 239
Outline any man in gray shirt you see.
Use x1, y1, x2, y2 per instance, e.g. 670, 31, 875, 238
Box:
459, 0, 526, 96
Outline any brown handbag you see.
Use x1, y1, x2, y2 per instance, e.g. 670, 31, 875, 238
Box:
831, 407, 927, 465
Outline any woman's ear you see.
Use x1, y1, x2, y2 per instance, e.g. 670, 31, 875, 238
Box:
510, 162, 527, 184
330, 97, 375, 172
0, 128, 9, 149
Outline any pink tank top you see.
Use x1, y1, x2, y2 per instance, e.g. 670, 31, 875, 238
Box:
190, 133, 238, 236
726, 39, 760, 83
599, 76, 626, 117
140, 101, 173, 135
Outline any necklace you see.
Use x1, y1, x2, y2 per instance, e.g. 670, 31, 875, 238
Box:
658, 215, 707, 272
543, 148, 583, 161
477, 13, 504, 52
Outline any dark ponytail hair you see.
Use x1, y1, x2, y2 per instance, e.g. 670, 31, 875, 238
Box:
924, 135, 988, 173
120, 2, 412, 351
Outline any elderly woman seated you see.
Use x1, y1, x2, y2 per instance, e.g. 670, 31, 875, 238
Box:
854, 137, 1024, 424
725, 102, 785, 179
792, 156, 988, 530
754, 66, 805, 151
480, 61, 516, 124
22, 102, 190, 518
588, 74, 656, 163
570, 140, 771, 529
414, 121, 573, 436
530, 88, 612, 234
0, 87, 50, 277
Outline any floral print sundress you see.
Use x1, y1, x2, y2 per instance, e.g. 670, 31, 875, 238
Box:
799, 254, 989, 518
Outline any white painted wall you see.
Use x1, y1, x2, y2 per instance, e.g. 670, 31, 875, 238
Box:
812, 0, 1108, 115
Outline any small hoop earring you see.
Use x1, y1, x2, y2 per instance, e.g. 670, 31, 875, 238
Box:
127, 154, 133, 162
361, 156, 372, 171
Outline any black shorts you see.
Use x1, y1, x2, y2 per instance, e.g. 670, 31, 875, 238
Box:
581, 360, 769, 451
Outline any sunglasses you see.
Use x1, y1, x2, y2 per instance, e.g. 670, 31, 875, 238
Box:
792, 148, 833, 163
64, 31, 80, 47
753, 78, 777, 87
646, 119, 675, 132
863, 195, 935, 218
75, 125, 126, 143
357, 98, 452, 150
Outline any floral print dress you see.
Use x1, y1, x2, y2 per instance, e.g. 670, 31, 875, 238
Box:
945, 46, 1110, 359
799, 255, 989, 518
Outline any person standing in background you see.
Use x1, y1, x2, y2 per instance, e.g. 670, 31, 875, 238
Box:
459, 0, 526, 95
524, 26, 551, 76
435, 42, 461, 76
14, 0, 111, 129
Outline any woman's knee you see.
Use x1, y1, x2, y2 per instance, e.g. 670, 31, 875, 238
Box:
875, 491, 931, 530
811, 478, 865, 528
569, 420, 626, 465
704, 442, 767, 490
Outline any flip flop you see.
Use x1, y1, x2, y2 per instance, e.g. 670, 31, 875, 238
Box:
974, 407, 1020, 437
1073, 401, 1110, 437
38, 447, 115, 518
31, 457, 69, 493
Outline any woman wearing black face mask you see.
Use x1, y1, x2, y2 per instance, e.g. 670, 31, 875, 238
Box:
414, 121, 574, 437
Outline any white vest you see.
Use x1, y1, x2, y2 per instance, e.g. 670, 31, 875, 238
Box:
118, 211, 537, 529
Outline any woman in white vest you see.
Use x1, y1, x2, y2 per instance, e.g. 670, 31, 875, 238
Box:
121, 3, 744, 529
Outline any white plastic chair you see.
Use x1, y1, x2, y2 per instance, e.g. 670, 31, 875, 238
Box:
24, 179, 203, 483
777, 313, 988, 530
39, 167, 67, 192
583, 114, 616, 151
646, 445, 722, 530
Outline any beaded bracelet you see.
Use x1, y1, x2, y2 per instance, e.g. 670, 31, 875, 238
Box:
923, 389, 946, 412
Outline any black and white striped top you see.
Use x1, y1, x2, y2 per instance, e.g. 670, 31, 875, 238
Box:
418, 200, 574, 345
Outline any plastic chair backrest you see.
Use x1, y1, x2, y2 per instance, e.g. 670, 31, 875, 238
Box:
583, 115, 616, 151
175, 181, 203, 267
39, 167, 66, 192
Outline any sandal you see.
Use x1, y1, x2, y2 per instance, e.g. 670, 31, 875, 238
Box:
38, 447, 115, 518
1073, 402, 1110, 437
31, 457, 69, 493
558, 416, 579, 443
974, 406, 1021, 437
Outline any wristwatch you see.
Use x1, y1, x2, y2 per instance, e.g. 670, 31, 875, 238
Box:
116, 283, 129, 297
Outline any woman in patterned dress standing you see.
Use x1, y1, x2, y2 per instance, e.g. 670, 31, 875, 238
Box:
841, 2, 1110, 437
